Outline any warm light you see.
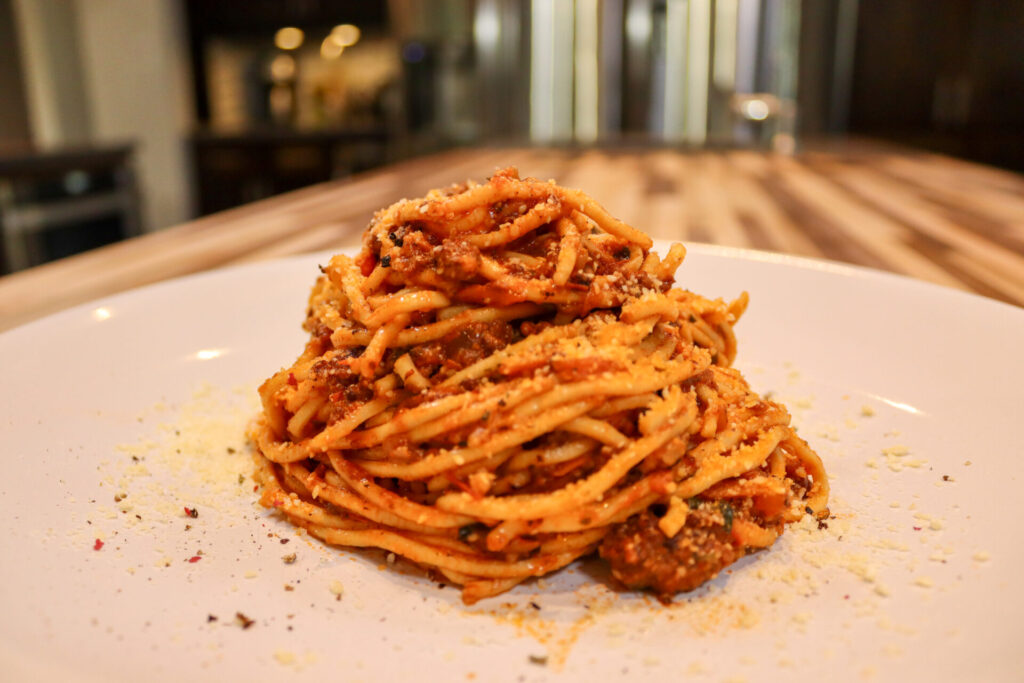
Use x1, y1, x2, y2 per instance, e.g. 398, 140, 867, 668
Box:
473, 8, 499, 46
91, 307, 112, 321
625, 2, 652, 44
330, 23, 360, 47
274, 27, 305, 51
741, 98, 771, 121
269, 54, 296, 81
193, 349, 225, 361
321, 37, 344, 59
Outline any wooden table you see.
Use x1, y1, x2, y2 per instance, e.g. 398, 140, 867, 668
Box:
1, 141, 1022, 332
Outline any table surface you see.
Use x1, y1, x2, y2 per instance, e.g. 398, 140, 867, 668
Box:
2, 140, 1023, 332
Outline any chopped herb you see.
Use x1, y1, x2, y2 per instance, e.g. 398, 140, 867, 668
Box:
227, 447, 236, 454
528, 654, 549, 666
458, 524, 484, 541
238, 474, 245, 484
529, 601, 541, 610
720, 502, 734, 532
614, 246, 630, 260
804, 506, 813, 515
235, 612, 255, 629
381, 255, 392, 268
481, 411, 490, 421
688, 314, 697, 323
687, 497, 702, 510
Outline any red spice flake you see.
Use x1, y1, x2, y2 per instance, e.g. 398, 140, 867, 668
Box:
184, 506, 199, 518
93, 539, 104, 551
913, 526, 922, 531
443, 471, 482, 500
287, 372, 298, 387
188, 555, 202, 563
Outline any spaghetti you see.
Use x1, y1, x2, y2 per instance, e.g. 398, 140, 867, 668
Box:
250, 168, 829, 604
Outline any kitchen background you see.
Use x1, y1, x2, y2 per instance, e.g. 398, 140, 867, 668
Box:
0, 0, 1020, 272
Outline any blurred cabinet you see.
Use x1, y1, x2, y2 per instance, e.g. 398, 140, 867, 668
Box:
0, 145, 141, 273
190, 128, 389, 216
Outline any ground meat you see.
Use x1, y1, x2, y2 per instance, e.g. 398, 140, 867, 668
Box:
409, 320, 517, 377
599, 505, 745, 601
436, 238, 482, 280
389, 229, 439, 276
311, 352, 374, 417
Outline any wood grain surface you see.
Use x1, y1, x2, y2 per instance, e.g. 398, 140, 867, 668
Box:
1, 140, 1022, 332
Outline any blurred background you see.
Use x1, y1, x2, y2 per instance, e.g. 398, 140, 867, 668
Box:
0, 0, 1021, 273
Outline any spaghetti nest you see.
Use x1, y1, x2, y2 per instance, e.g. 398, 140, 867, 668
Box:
250, 167, 829, 604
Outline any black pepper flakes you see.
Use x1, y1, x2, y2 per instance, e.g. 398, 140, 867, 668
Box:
381, 255, 392, 268
235, 612, 255, 629
207, 614, 218, 623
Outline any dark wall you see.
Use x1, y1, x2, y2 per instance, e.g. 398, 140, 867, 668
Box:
849, 0, 1024, 172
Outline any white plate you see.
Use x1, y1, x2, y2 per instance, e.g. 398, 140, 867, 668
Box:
2, 243, 1022, 682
